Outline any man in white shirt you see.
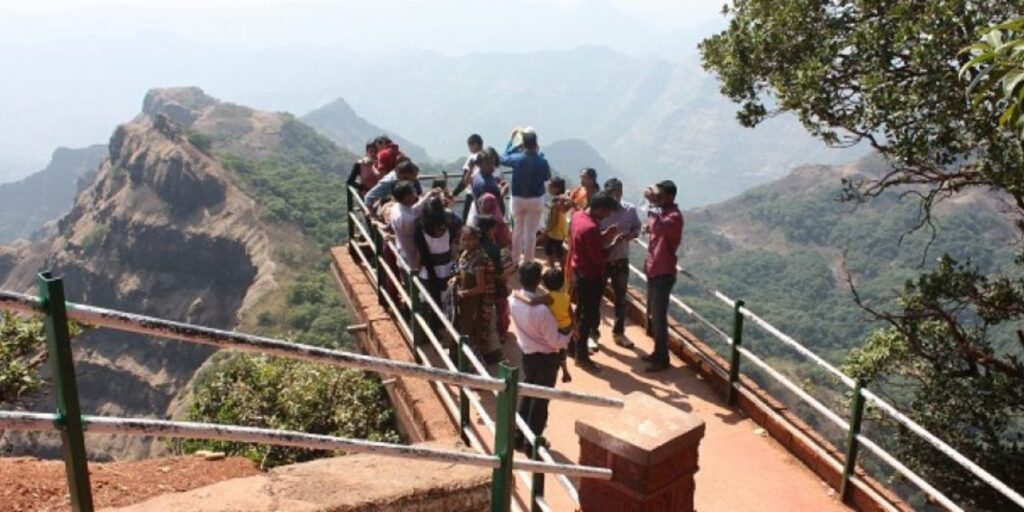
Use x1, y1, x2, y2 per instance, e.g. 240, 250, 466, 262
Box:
386, 180, 438, 271
509, 261, 570, 451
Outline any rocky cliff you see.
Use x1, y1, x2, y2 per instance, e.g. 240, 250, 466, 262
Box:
0, 87, 352, 459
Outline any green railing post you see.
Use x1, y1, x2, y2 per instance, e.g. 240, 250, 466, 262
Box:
726, 299, 745, 405
491, 362, 519, 512
409, 275, 422, 356
372, 227, 385, 306
457, 335, 470, 444
530, 436, 547, 512
38, 272, 94, 512
841, 379, 867, 501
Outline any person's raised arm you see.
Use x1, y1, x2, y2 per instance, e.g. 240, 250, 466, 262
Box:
364, 180, 390, 211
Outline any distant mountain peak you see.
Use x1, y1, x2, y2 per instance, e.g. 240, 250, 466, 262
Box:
302, 98, 430, 162
141, 87, 220, 128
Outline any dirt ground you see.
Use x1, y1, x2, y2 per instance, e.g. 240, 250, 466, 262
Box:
0, 455, 259, 511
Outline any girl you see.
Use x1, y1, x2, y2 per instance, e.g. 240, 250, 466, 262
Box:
347, 141, 382, 195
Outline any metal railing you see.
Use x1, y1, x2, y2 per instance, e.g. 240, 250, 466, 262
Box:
628, 238, 1024, 511
0, 268, 617, 512
346, 185, 622, 511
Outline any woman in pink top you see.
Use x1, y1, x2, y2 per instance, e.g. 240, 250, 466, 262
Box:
477, 192, 511, 248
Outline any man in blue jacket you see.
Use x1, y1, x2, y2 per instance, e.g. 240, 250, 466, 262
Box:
501, 128, 551, 265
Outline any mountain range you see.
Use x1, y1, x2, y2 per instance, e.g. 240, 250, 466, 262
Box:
0, 145, 107, 243
301, 98, 429, 163
0, 38, 862, 206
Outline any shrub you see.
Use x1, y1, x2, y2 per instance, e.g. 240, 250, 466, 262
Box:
179, 354, 399, 468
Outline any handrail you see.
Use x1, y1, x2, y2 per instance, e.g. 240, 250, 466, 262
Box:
347, 186, 615, 508
0, 410, 608, 479
628, 237, 1024, 509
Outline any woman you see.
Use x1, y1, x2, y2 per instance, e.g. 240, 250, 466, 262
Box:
457, 226, 504, 364
414, 198, 456, 324
478, 217, 516, 342
476, 192, 511, 249
347, 141, 382, 196
569, 167, 598, 211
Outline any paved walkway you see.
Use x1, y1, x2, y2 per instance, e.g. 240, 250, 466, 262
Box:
496, 296, 850, 512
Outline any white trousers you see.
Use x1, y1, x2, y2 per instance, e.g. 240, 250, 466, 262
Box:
511, 196, 544, 264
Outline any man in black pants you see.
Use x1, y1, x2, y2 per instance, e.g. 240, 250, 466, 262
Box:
509, 262, 571, 451
568, 192, 622, 372
641, 181, 683, 372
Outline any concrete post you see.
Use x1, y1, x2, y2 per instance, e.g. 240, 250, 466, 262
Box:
576, 392, 706, 512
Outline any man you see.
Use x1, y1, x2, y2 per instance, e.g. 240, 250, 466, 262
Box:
500, 128, 551, 265
510, 261, 570, 450
364, 160, 422, 212
568, 192, 621, 371
375, 135, 403, 173
453, 133, 484, 220
385, 180, 438, 270
466, 147, 504, 225
597, 178, 641, 348
642, 180, 683, 373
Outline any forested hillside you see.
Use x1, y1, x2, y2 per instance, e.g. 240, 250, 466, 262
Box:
679, 155, 1021, 362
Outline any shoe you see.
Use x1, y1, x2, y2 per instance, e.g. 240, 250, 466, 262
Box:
613, 334, 634, 348
644, 361, 670, 373
587, 338, 599, 354
577, 360, 602, 373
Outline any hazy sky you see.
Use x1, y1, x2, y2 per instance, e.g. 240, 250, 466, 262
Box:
0, 0, 726, 54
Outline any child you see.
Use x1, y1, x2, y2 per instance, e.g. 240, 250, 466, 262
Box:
515, 267, 573, 382
542, 177, 570, 268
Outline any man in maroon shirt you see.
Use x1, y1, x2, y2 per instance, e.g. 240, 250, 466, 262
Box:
375, 135, 403, 173
642, 180, 683, 372
569, 192, 621, 372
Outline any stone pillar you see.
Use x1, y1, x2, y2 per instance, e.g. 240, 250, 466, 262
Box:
576, 392, 706, 512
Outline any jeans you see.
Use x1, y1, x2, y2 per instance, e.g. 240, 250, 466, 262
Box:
517, 352, 561, 440
598, 260, 629, 336
574, 275, 603, 362
511, 196, 544, 264
647, 274, 676, 364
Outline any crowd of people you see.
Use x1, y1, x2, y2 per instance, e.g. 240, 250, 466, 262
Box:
350, 128, 683, 448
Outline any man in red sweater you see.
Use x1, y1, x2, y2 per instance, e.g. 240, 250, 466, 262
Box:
642, 180, 683, 373
375, 135, 403, 173
569, 191, 622, 372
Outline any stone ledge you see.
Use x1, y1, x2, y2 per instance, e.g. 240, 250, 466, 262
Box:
104, 446, 491, 512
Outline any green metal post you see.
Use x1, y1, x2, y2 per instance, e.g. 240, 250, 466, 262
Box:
530, 436, 547, 512
490, 362, 519, 512
840, 379, 867, 501
372, 227, 385, 306
457, 335, 470, 444
726, 299, 745, 405
38, 272, 94, 512
409, 276, 422, 355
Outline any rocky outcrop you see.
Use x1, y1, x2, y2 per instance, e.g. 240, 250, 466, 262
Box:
0, 96, 279, 460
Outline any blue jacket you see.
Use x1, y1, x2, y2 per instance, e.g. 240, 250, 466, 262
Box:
500, 144, 550, 198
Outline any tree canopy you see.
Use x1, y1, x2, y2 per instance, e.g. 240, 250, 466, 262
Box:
702, 3, 1024, 509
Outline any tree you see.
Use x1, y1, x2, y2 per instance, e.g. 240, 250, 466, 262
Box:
0, 312, 85, 405
962, 17, 1024, 137
702, 3, 1023, 509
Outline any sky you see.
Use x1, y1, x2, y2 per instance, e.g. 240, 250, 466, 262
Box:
0, 0, 727, 55
0, 0, 731, 180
